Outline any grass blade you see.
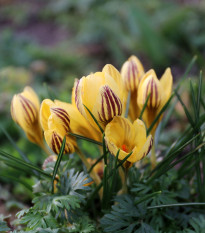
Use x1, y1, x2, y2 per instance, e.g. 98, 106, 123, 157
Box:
88, 154, 104, 173
174, 90, 195, 129
147, 93, 174, 135
83, 104, 104, 134
69, 132, 102, 146
0, 149, 52, 179
148, 202, 205, 209
139, 93, 150, 120
52, 136, 66, 193
135, 191, 161, 205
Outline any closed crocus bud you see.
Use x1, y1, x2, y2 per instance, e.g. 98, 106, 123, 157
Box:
105, 116, 153, 168
75, 64, 125, 131
11, 86, 44, 147
121, 55, 144, 92
40, 99, 76, 155
121, 55, 145, 122
138, 68, 173, 135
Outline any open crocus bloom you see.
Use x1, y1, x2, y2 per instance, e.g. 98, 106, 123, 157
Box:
40, 99, 76, 154
121, 55, 145, 122
11, 86, 44, 147
75, 64, 126, 131
104, 116, 153, 167
137, 68, 173, 135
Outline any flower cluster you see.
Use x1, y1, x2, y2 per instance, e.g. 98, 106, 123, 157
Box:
11, 55, 173, 171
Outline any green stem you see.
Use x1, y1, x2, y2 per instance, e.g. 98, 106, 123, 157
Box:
40, 143, 51, 156
118, 167, 128, 195
151, 137, 156, 169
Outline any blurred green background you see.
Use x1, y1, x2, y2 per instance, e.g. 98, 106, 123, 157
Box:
0, 0, 205, 216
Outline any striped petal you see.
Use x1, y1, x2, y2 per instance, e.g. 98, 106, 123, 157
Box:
93, 85, 122, 128
44, 130, 75, 155
121, 55, 144, 91
50, 107, 70, 132
11, 87, 43, 146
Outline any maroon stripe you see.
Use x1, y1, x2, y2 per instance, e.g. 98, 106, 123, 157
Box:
111, 90, 122, 115
103, 88, 112, 120
106, 86, 116, 116
154, 82, 158, 108
75, 80, 80, 110
101, 91, 106, 122
51, 134, 58, 154
147, 138, 153, 155
131, 60, 136, 89
54, 133, 61, 154
20, 95, 36, 120
20, 99, 32, 125
150, 79, 154, 107
51, 108, 70, 127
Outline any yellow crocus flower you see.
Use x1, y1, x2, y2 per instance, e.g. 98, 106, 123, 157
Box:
40, 99, 76, 154
75, 64, 125, 131
137, 68, 173, 135
104, 116, 153, 168
121, 55, 145, 122
11, 86, 44, 147
54, 100, 101, 142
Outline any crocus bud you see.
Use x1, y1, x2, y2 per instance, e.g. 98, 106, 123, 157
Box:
40, 99, 76, 155
121, 55, 144, 92
121, 55, 145, 122
75, 64, 125, 130
138, 68, 173, 135
11, 86, 44, 146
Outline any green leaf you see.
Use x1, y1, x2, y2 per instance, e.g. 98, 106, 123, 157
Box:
83, 104, 104, 133
52, 136, 66, 193
139, 93, 150, 120
135, 191, 162, 205
0, 149, 52, 179
147, 93, 174, 135
69, 132, 103, 146
0, 220, 10, 232
147, 202, 205, 209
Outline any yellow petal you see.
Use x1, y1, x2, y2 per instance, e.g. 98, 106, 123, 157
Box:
103, 64, 122, 88
54, 100, 101, 141
105, 116, 153, 165
133, 119, 147, 146
11, 94, 38, 130
48, 107, 70, 135
138, 70, 162, 109
135, 135, 153, 161
71, 79, 78, 106
160, 67, 173, 103
40, 99, 54, 131
22, 86, 40, 111
11, 88, 43, 146
81, 72, 105, 116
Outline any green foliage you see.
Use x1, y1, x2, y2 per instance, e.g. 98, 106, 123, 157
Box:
0, 220, 10, 232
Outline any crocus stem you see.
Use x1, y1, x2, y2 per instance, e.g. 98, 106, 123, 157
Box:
118, 167, 127, 195
76, 148, 103, 199
40, 143, 51, 156
150, 137, 156, 169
